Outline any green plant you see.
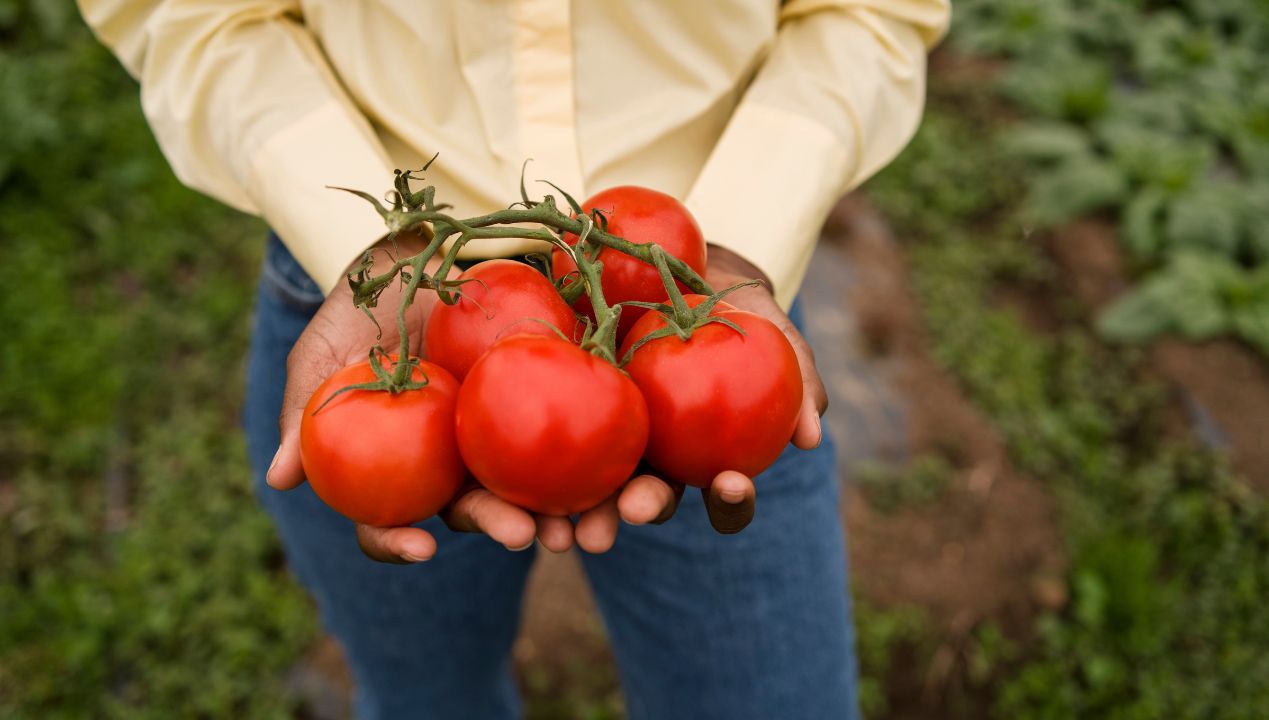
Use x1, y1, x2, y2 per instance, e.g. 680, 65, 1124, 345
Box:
953, 0, 1269, 355
856, 455, 955, 514
853, 601, 931, 719
0, 2, 315, 717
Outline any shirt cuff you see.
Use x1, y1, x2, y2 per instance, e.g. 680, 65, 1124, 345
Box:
246, 102, 397, 294
685, 102, 854, 309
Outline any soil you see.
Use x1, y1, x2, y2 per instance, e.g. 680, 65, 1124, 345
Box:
823, 195, 1065, 717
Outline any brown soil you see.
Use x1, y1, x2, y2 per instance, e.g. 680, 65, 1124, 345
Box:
825, 195, 1065, 716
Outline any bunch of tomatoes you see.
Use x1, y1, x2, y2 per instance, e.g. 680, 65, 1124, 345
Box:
299, 185, 803, 529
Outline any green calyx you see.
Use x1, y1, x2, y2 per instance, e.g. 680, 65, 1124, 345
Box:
311, 348, 431, 415
616, 247, 758, 366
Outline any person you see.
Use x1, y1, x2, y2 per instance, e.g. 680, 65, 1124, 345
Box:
79, 1, 949, 717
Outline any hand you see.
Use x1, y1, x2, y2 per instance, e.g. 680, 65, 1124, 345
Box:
266, 233, 565, 562
706, 244, 829, 450
642, 245, 830, 534
561, 245, 830, 540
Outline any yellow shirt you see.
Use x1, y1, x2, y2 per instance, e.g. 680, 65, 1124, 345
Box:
78, 0, 949, 307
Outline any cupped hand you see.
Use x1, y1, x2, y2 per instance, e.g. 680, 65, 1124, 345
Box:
266, 240, 812, 562
705, 244, 829, 451
564, 245, 829, 542
266, 233, 560, 562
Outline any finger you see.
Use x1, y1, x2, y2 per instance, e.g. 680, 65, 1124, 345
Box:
535, 515, 575, 553
782, 323, 828, 417
792, 395, 823, 451
617, 474, 685, 526
703, 470, 755, 535
575, 494, 621, 554
268, 330, 344, 490
774, 322, 827, 451
356, 524, 438, 564
737, 290, 828, 447
442, 487, 537, 551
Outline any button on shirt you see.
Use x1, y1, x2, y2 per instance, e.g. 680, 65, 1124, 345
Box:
79, 0, 949, 307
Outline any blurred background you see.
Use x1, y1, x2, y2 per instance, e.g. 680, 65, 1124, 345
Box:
2, 0, 1266, 718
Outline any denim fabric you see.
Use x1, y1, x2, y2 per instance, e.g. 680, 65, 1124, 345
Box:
243, 235, 860, 720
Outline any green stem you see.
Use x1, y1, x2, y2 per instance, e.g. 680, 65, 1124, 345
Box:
339, 171, 720, 388
570, 217, 621, 363
651, 246, 696, 331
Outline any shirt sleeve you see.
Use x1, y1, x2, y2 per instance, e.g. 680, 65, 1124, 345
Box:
77, 0, 396, 293
684, 0, 951, 308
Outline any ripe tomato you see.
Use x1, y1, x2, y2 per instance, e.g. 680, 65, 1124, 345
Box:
425, 259, 578, 380
300, 357, 465, 527
455, 334, 649, 515
551, 186, 707, 340
619, 295, 802, 487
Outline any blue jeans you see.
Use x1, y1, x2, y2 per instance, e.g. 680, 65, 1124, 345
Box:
243, 236, 861, 720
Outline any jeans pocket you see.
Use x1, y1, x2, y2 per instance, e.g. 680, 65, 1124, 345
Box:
261, 233, 325, 314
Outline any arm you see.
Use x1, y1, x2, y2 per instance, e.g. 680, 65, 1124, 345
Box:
78, 1, 584, 559
618, 1, 951, 534
78, 0, 393, 291
686, 0, 951, 308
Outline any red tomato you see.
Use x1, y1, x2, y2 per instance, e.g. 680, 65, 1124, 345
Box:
300, 357, 465, 527
619, 295, 802, 487
455, 334, 649, 515
425, 259, 578, 380
551, 186, 707, 340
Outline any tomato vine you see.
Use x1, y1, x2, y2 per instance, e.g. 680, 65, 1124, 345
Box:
335, 157, 719, 389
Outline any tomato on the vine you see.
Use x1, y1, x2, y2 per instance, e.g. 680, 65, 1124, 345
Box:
300, 357, 465, 527
425, 259, 578, 380
619, 295, 802, 487
552, 186, 707, 340
455, 334, 649, 515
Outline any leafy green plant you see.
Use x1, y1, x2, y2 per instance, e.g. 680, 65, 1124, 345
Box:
953, 0, 1269, 355
1097, 252, 1269, 353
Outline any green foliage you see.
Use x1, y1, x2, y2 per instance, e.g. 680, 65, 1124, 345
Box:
853, 601, 931, 719
856, 455, 955, 514
522, 653, 625, 720
953, 0, 1269, 354
1098, 253, 1269, 353
0, 2, 314, 717
868, 81, 1269, 718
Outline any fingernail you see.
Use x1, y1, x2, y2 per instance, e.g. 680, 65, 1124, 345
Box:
265, 448, 281, 486
719, 487, 746, 504
507, 540, 534, 552
814, 414, 823, 448
401, 552, 429, 563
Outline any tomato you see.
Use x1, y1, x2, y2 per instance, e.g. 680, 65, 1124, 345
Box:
455, 334, 649, 515
300, 357, 465, 527
425, 259, 578, 380
619, 295, 802, 487
551, 186, 707, 340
